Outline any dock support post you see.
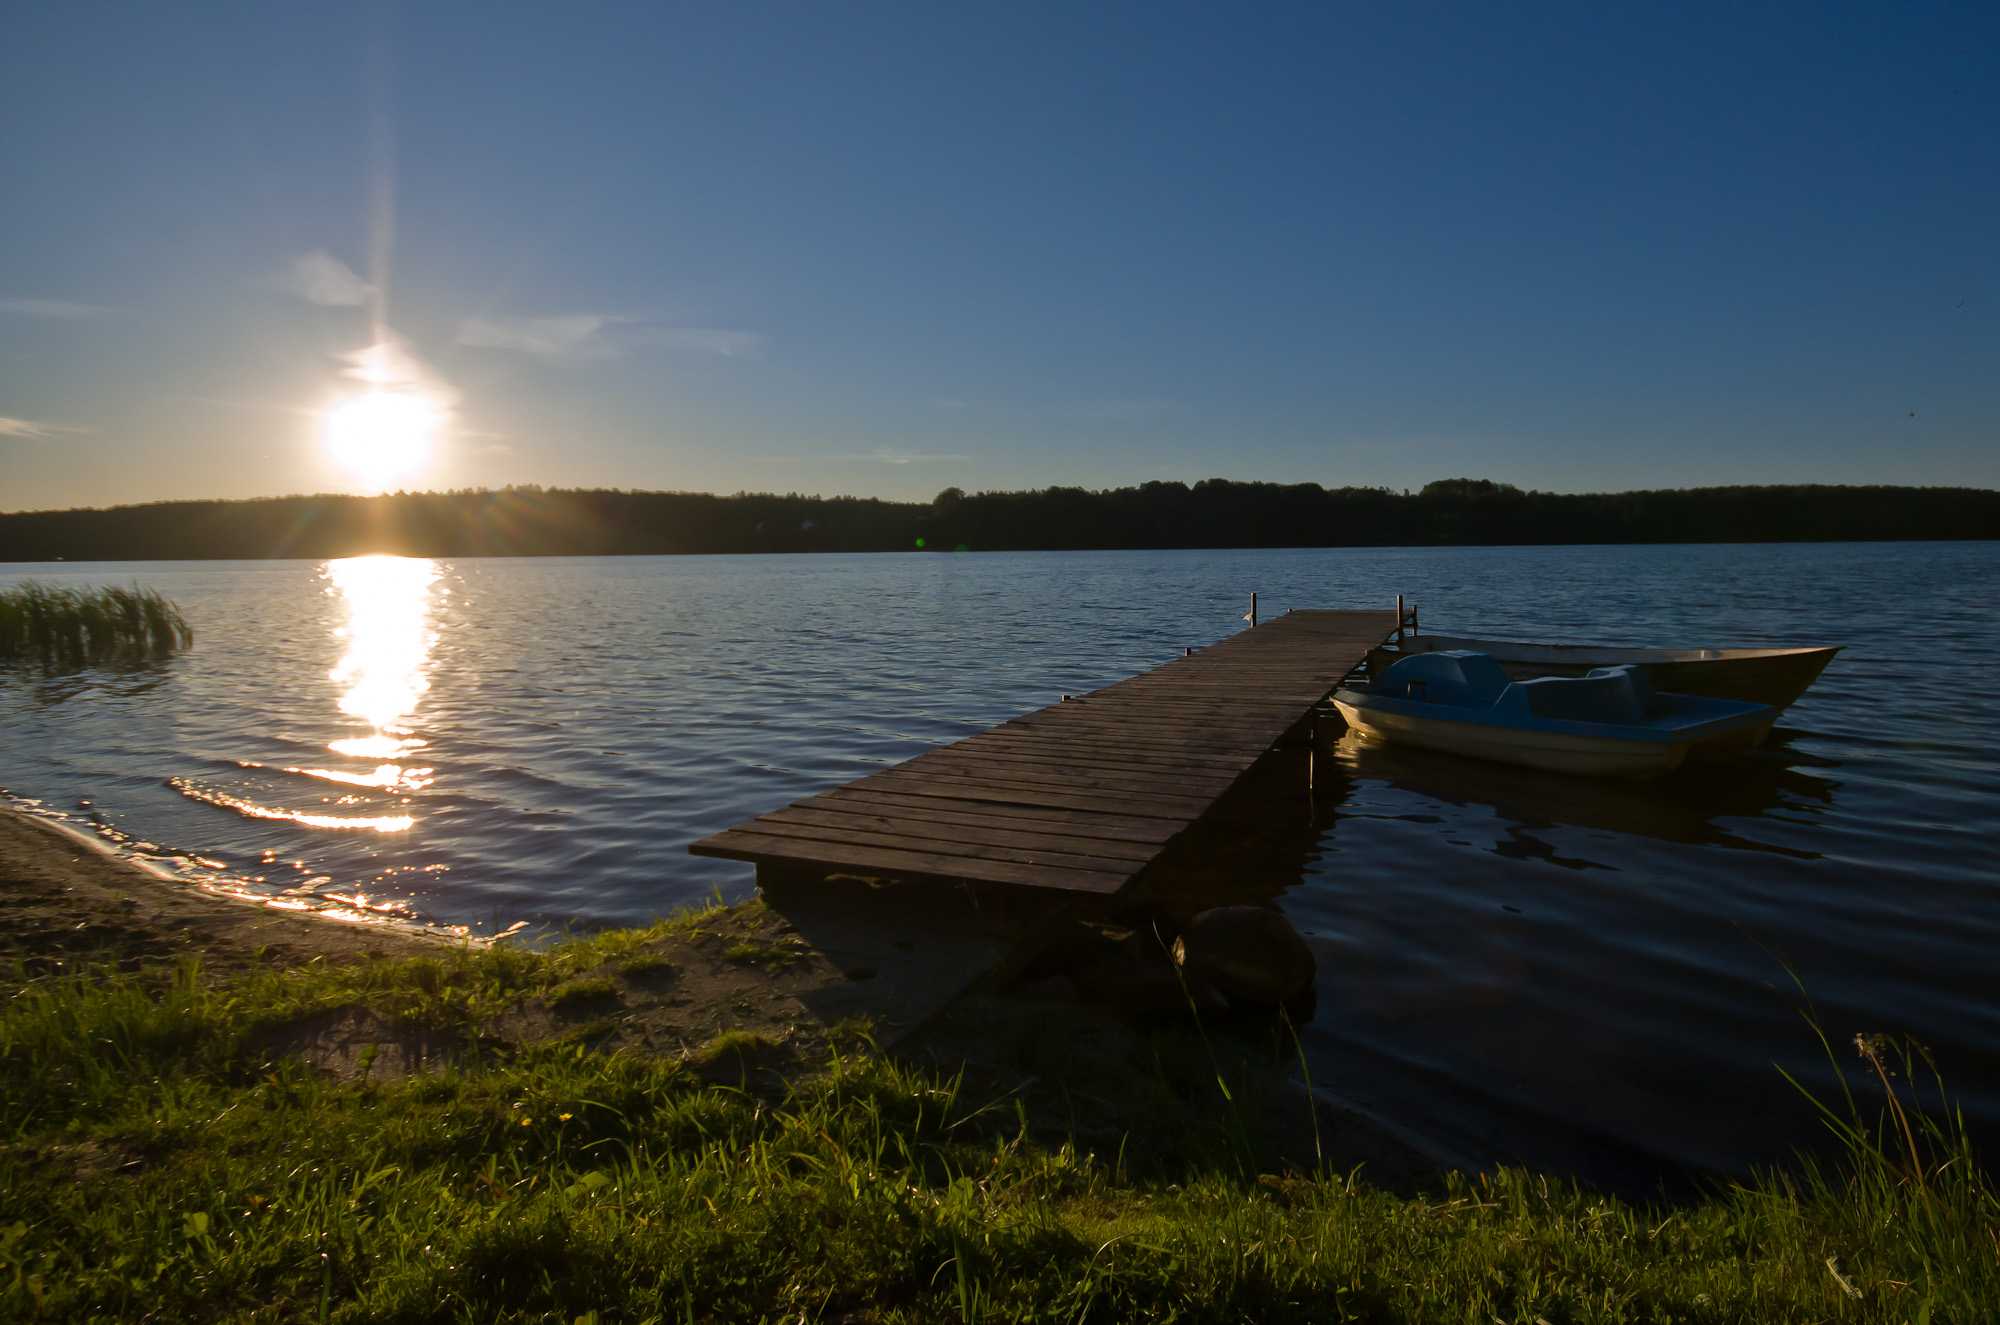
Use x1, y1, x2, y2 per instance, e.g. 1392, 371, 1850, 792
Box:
1249, 591, 1258, 627
1396, 593, 1405, 644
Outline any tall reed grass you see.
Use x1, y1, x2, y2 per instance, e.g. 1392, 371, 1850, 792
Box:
0, 582, 192, 670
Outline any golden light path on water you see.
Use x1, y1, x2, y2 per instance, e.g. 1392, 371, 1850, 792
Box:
318, 554, 441, 825
152, 555, 447, 924
171, 557, 443, 836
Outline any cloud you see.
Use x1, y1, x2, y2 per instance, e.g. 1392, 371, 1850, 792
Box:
337, 332, 459, 411
0, 416, 91, 440
0, 298, 108, 319
279, 250, 376, 307
750, 447, 967, 465
1069, 397, 1188, 421
846, 448, 966, 465
456, 314, 766, 359
650, 327, 765, 358
456, 313, 630, 358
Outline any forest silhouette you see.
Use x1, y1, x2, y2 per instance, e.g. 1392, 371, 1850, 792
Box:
2, 478, 1995, 561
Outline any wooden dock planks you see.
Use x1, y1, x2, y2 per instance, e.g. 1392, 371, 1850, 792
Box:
689, 608, 1397, 894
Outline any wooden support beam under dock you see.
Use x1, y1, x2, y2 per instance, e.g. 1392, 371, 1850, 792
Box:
689, 608, 1398, 895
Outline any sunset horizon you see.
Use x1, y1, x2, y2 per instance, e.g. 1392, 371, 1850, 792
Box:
5, 6, 1998, 1319
7, 5, 1995, 514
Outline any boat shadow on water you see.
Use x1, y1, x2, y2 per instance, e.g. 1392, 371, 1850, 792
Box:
1130, 719, 1841, 922
1323, 722, 1839, 864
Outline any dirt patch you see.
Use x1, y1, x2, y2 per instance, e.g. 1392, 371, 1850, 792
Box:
248, 1006, 465, 1082
497, 903, 885, 1083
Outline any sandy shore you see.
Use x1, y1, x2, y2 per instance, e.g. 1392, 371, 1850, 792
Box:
0, 807, 442, 981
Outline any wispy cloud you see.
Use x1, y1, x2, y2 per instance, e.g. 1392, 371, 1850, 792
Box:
1069, 397, 1188, 421
0, 416, 91, 440
0, 298, 108, 320
649, 327, 765, 358
456, 313, 631, 358
845, 448, 966, 465
278, 250, 376, 307
755, 447, 966, 465
456, 313, 766, 360
338, 332, 459, 411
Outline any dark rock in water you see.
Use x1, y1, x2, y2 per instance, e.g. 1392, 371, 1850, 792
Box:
1173, 906, 1315, 1008
1067, 925, 1198, 1015
1015, 918, 1217, 1015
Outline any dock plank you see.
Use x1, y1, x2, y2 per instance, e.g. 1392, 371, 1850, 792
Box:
760, 805, 1160, 863
690, 609, 1397, 894
728, 815, 1151, 873
692, 829, 1130, 893
805, 789, 1186, 842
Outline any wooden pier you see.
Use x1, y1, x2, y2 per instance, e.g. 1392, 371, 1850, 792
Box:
690, 608, 1398, 896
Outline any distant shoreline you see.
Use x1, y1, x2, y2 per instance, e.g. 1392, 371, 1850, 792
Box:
4, 535, 1998, 567
4, 478, 1998, 561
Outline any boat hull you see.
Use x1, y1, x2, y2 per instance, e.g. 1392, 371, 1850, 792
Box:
1333, 699, 1695, 777
1367, 637, 1838, 710
1331, 680, 1777, 780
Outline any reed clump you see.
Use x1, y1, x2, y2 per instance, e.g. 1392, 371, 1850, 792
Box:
0, 582, 193, 670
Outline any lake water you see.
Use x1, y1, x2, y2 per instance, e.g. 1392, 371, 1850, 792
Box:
4, 543, 1996, 1183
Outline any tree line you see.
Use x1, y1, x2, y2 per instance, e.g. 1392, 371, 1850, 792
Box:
2, 478, 1995, 561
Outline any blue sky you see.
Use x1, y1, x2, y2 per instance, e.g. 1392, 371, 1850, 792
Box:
3, 2, 1994, 511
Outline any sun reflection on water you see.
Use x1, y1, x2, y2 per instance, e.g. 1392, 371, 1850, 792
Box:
305, 554, 444, 827
329, 555, 439, 753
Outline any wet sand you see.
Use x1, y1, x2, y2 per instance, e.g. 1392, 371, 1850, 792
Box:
0, 807, 443, 982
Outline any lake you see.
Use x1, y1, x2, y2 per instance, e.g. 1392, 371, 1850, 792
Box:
4, 542, 1996, 1183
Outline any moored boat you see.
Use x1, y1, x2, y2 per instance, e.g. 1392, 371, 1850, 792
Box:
1367, 631, 1839, 710
1333, 650, 1777, 779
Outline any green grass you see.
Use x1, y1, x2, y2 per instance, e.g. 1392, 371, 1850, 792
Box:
0, 581, 193, 670
2, 936, 1995, 1321
692, 1027, 779, 1066
547, 976, 621, 1010
721, 936, 805, 968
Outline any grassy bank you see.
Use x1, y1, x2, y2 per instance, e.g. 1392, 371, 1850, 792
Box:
0, 582, 192, 670
3, 918, 1994, 1322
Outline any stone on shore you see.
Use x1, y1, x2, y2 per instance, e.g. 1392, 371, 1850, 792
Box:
1172, 905, 1315, 1008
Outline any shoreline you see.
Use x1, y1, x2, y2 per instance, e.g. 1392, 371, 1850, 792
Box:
6, 534, 2000, 567
0, 804, 447, 978
1, 793, 1428, 1179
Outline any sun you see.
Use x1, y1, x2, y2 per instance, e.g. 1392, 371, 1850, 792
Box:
323, 390, 440, 490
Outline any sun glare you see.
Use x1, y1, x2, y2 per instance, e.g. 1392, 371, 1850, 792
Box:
323, 390, 440, 490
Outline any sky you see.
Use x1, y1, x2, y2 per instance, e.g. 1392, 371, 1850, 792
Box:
2, 2, 1995, 512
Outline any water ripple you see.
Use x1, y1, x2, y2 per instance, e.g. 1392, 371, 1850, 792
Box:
3, 542, 1997, 1183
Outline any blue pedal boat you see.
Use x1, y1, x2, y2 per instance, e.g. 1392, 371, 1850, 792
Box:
1331, 650, 1778, 779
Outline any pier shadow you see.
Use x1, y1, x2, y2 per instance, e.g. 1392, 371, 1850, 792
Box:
756, 868, 1078, 1040
739, 721, 1854, 1198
